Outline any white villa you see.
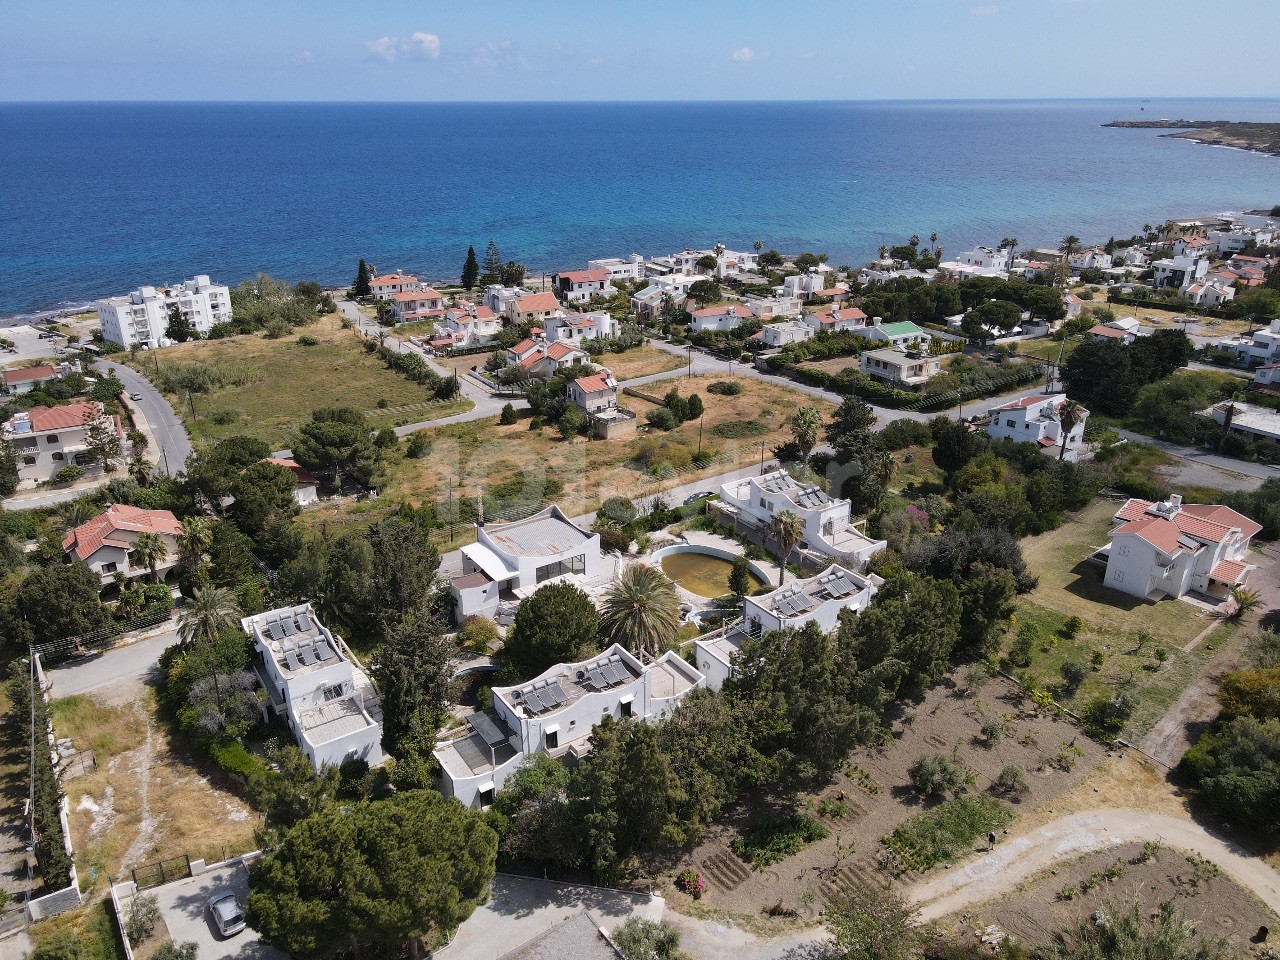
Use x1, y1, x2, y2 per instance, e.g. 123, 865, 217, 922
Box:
244, 604, 384, 772
982, 394, 1089, 461
1088, 316, 1142, 345
391, 287, 447, 323
482, 284, 533, 317
506, 338, 588, 376
805, 306, 869, 335
1068, 248, 1114, 271
757, 320, 814, 348
689, 303, 755, 333
1232, 317, 1280, 366
746, 295, 802, 320
1206, 399, 1280, 444
2, 400, 125, 486
97, 275, 232, 349
553, 269, 612, 304
717, 469, 886, 568
62, 504, 182, 585
588, 255, 646, 282
1152, 255, 1209, 294
779, 266, 844, 300
1185, 279, 1236, 308
450, 506, 604, 623
1100, 496, 1260, 602
669, 246, 760, 278
862, 319, 930, 349
956, 246, 1013, 272
434, 643, 704, 808
859, 347, 941, 389
695, 563, 881, 692
369, 273, 421, 300
506, 291, 564, 326
567, 371, 619, 414
435, 302, 501, 347
546, 311, 619, 343
264, 457, 320, 507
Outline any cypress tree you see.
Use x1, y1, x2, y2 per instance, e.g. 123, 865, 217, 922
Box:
461, 246, 480, 290
353, 259, 371, 298
482, 240, 503, 285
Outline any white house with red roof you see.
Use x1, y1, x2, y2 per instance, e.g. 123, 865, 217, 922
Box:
1062, 294, 1085, 320
1068, 248, 1114, 271
264, 457, 320, 507
369, 273, 421, 300
1185, 278, 1236, 308
552, 269, 612, 304
505, 338, 587, 376
1, 363, 74, 396
2, 400, 124, 485
63, 504, 182, 584
1172, 237, 1213, 259
982, 393, 1089, 461
505, 291, 564, 325
434, 302, 501, 347
390, 287, 446, 323
689, 303, 755, 333
1101, 496, 1260, 602
805, 305, 869, 335
588, 255, 645, 282
546, 311, 619, 344
566, 371, 620, 415
1088, 316, 1142, 345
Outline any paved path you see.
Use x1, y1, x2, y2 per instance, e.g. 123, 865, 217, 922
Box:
909, 808, 1280, 922
98, 356, 193, 476
1116, 430, 1277, 486
45, 627, 181, 701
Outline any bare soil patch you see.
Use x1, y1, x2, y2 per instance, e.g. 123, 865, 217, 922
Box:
960, 841, 1277, 952
658, 669, 1104, 928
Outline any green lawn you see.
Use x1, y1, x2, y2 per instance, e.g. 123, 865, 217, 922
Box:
124, 316, 472, 448
1016, 336, 1079, 363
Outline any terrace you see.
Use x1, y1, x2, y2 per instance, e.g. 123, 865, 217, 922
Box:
497, 651, 643, 720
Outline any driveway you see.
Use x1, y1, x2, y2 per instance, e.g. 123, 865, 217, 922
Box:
98, 356, 193, 476
150, 863, 284, 960
437, 874, 663, 960
45, 626, 181, 702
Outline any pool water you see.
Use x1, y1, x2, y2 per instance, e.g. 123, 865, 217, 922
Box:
660, 552, 765, 599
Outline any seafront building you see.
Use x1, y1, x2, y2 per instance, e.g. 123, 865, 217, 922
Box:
434, 643, 704, 808
244, 604, 384, 772
96, 275, 231, 349
2, 400, 124, 486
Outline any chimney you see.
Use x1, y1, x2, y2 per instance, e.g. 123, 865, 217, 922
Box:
871, 316, 882, 327
1170, 494, 1182, 511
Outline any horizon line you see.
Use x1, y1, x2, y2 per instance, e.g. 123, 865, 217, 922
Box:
4, 95, 1280, 106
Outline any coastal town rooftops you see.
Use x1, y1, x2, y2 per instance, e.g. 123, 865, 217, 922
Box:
514, 292, 561, 313
370, 273, 416, 286
482, 504, 593, 558
495, 645, 645, 719
392, 287, 442, 302
242, 603, 344, 678
812, 306, 867, 324
557, 269, 610, 284
692, 303, 752, 318
8, 400, 103, 434
62, 503, 182, 561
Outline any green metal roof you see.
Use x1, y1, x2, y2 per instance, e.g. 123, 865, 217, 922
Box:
878, 321, 924, 336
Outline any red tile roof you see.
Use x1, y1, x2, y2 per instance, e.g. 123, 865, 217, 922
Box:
1210, 559, 1250, 584
448, 304, 496, 322
62, 504, 182, 562
3, 365, 56, 386
558, 269, 610, 285
1112, 515, 1183, 554
995, 394, 1057, 410
692, 304, 752, 318
1089, 325, 1128, 338
1114, 499, 1262, 544
1179, 503, 1263, 541
26, 401, 104, 433
264, 457, 318, 487
393, 290, 438, 303
371, 273, 416, 286
545, 342, 579, 360
510, 339, 537, 356
573, 374, 613, 395
514, 292, 561, 313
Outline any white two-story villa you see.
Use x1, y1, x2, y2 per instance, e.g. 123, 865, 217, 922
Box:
982, 393, 1089, 461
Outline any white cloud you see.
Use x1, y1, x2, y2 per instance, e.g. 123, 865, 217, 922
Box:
731, 47, 755, 62
295, 49, 314, 63
472, 39, 514, 67
969, 4, 999, 14
906, 63, 917, 73
364, 32, 440, 63
586, 57, 604, 67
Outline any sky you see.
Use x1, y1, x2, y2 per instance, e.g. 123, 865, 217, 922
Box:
4, 0, 1280, 102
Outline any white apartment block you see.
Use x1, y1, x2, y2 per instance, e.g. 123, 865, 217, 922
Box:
434, 643, 704, 808
244, 604, 384, 772
483, 284, 533, 316
670, 246, 760, 278
97, 275, 231, 349
779, 266, 842, 300
1171, 237, 1213, 260
717, 469, 886, 568
1101, 496, 1259, 602
1209, 227, 1275, 255
983, 393, 1088, 461
451, 506, 603, 623
695, 563, 881, 692
746, 295, 802, 320
956, 246, 1013, 271
553, 270, 612, 304
2, 400, 124, 486
588, 255, 645, 282
1151, 255, 1209, 293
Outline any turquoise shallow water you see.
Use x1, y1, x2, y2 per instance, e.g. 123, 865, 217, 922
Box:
2, 98, 1279, 316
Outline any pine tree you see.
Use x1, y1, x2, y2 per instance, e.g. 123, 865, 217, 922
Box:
481, 240, 503, 285
353, 259, 371, 298
461, 246, 479, 290
83, 407, 122, 473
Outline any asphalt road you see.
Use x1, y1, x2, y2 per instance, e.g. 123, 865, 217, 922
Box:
98, 356, 193, 476
45, 627, 181, 701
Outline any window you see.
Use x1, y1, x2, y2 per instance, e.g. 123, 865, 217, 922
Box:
535, 553, 587, 584
1112, 569, 1125, 583
51, 452, 64, 462
47, 434, 59, 444
1117, 543, 1129, 557
322, 683, 344, 701
100, 562, 117, 574
22, 456, 35, 466
545, 729, 559, 750
620, 700, 633, 718
478, 788, 494, 807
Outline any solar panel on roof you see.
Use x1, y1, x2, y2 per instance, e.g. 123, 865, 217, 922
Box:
268, 621, 285, 641
588, 668, 609, 689
297, 646, 315, 666
547, 681, 568, 705
297, 612, 313, 632
281, 618, 296, 637
315, 641, 335, 661
599, 663, 621, 685
525, 689, 549, 713
468, 711, 509, 748
285, 650, 302, 671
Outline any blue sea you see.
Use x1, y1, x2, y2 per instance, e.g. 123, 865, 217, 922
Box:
3, 99, 1280, 318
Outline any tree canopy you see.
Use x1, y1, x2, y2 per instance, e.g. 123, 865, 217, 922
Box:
501, 582, 598, 682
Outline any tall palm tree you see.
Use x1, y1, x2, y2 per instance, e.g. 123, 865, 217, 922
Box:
179, 586, 243, 712
1000, 237, 1019, 266
130, 531, 168, 583
790, 407, 823, 465
929, 232, 939, 257
177, 516, 213, 574
1229, 586, 1260, 621
878, 245, 889, 261
754, 240, 763, 253
768, 511, 804, 587
56, 498, 98, 531
1059, 235, 1081, 259
599, 564, 681, 659
1057, 401, 1086, 461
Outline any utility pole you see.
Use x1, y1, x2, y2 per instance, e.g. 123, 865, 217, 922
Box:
687, 344, 693, 379
447, 477, 455, 542
759, 440, 766, 474
697, 414, 704, 456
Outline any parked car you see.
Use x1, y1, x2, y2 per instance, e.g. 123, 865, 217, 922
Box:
130, 392, 144, 401
683, 491, 712, 506
207, 892, 246, 938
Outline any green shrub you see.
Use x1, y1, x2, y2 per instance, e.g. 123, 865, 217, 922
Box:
1059, 658, 1090, 694
458, 615, 499, 653
706, 380, 743, 396
499, 403, 518, 425
1081, 691, 1136, 739
908, 753, 971, 796
884, 794, 1013, 870
406, 433, 432, 458
711, 418, 768, 439
730, 813, 829, 867
297, 335, 319, 346
646, 407, 679, 431
879, 418, 932, 451
992, 764, 1029, 799
209, 740, 269, 782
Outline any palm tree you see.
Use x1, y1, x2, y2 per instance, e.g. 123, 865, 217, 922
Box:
1059, 235, 1081, 259
130, 531, 168, 583
878, 245, 889, 261
1057, 401, 1086, 461
177, 516, 213, 574
56, 499, 98, 531
934, 246, 945, 264
768, 511, 804, 587
754, 240, 763, 253
179, 586, 243, 713
1000, 236, 1019, 266
929, 232, 939, 257
790, 407, 823, 465
599, 564, 681, 660
909, 234, 921, 249
1229, 586, 1260, 621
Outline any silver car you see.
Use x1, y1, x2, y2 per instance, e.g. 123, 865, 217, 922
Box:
207, 892, 247, 938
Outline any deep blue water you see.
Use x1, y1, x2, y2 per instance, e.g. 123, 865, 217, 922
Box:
3, 99, 1280, 317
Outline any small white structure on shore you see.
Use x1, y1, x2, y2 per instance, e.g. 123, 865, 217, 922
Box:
244, 603, 384, 772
